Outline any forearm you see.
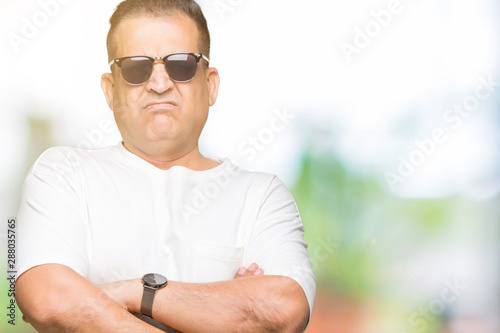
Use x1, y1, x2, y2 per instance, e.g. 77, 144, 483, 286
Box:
127, 275, 309, 333
16, 264, 163, 333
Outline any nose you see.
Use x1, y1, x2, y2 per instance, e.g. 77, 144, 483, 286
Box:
145, 60, 174, 93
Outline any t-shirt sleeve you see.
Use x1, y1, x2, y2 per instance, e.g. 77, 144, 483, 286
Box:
242, 175, 316, 324
16, 147, 88, 280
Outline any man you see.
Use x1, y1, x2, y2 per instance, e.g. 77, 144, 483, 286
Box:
15, 0, 315, 332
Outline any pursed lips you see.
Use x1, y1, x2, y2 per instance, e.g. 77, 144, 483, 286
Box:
143, 100, 178, 112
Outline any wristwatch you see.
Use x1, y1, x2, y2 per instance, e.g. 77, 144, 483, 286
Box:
141, 273, 168, 318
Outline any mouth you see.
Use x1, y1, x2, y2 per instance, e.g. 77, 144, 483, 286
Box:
143, 100, 178, 111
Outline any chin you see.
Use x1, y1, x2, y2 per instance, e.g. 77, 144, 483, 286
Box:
148, 119, 177, 136
148, 131, 177, 142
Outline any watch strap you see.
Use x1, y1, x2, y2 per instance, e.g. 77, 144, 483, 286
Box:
141, 285, 157, 318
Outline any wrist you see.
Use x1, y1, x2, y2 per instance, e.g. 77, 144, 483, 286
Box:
127, 278, 144, 314
139, 273, 168, 318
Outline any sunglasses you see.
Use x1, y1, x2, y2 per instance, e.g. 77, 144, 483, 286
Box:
108, 52, 210, 85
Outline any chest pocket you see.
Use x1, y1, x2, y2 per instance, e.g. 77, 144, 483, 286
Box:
194, 241, 245, 282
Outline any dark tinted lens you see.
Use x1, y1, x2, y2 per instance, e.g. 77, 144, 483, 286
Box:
165, 54, 197, 82
120, 57, 153, 84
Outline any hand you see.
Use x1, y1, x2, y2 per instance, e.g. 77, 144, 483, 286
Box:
234, 263, 264, 279
97, 278, 142, 313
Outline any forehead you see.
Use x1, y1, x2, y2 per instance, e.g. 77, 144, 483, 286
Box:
114, 15, 200, 57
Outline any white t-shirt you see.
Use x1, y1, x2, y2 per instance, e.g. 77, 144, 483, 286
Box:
16, 142, 316, 321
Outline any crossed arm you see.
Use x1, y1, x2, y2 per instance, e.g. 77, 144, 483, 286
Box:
16, 263, 309, 332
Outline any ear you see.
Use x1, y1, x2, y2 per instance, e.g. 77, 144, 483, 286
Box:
101, 72, 115, 111
206, 67, 220, 107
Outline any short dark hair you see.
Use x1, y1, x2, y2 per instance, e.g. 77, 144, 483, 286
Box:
106, 0, 210, 62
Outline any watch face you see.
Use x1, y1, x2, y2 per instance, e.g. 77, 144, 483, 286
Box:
142, 273, 168, 287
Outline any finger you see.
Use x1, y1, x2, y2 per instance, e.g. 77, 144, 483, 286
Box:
234, 266, 247, 279
243, 263, 260, 277
234, 263, 263, 279
248, 263, 258, 271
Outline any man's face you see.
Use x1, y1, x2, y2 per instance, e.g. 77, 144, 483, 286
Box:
101, 15, 219, 161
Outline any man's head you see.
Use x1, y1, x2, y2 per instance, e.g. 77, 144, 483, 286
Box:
106, 0, 211, 63
101, 0, 220, 169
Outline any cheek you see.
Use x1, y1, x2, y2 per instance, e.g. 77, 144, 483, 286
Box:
183, 93, 208, 124
179, 81, 209, 114
113, 85, 141, 113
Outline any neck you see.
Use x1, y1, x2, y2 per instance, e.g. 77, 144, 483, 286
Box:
122, 141, 219, 171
